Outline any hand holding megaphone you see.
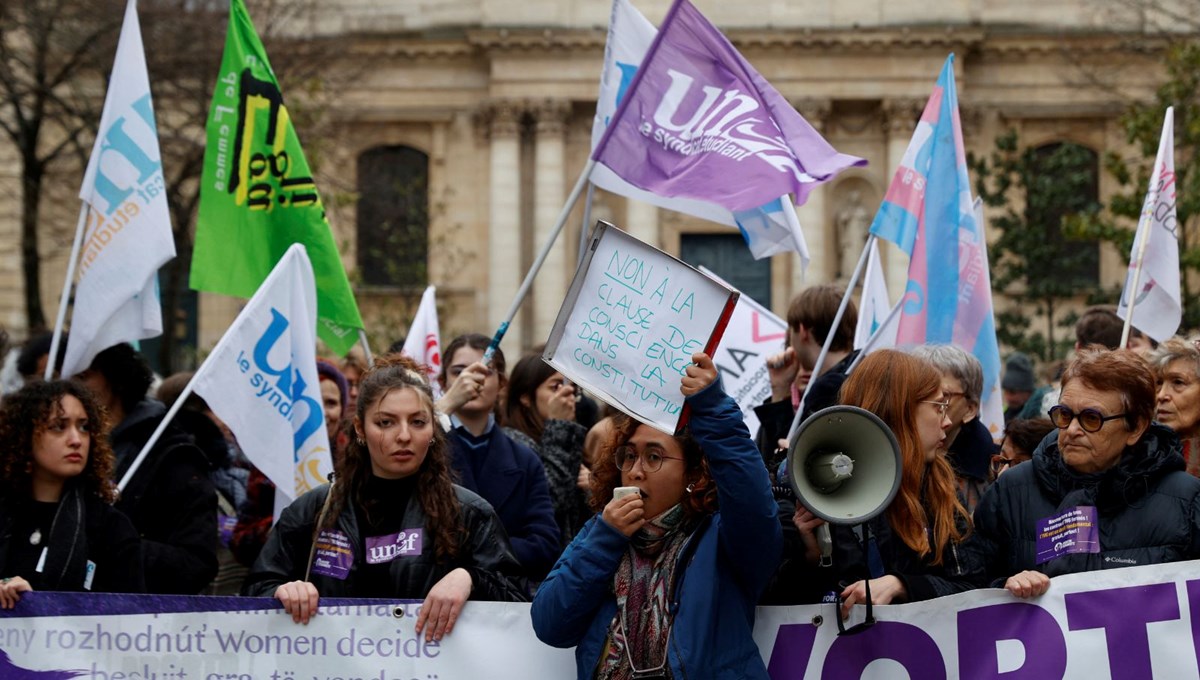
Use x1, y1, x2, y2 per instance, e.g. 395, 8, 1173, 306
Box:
791, 507, 829, 566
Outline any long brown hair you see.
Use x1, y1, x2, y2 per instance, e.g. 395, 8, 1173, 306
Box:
588, 415, 719, 521
839, 350, 969, 565
323, 353, 462, 562
0, 380, 117, 504
505, 353, 559, 441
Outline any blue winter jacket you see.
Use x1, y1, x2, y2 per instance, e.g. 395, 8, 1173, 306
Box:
530, 379, 783, 679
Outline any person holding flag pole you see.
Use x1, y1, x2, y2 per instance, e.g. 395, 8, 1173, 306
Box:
1117, 107, 1181, 347
46, 0, 176, 382
480, 0, 862, 366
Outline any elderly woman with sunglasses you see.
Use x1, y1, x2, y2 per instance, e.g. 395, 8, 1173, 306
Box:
531, 353, 781, 680
972, 349, 1200, 599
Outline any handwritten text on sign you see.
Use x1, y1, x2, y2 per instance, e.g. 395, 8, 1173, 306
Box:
548, 224, 734, 433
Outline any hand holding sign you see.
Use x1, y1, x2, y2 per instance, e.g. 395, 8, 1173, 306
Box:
682, 352, 717, 396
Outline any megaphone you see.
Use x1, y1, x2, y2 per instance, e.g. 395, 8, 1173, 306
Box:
787, 405, 903, 560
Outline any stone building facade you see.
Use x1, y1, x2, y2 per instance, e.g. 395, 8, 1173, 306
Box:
0, 0, 1174, 363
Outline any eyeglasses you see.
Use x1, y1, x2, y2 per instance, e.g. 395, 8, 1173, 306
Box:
920, 399, 950, 416
943, 390, 967, 402
990, 454, 1018, 475
614, 445, 684, 473
1047, 405, 1128, 433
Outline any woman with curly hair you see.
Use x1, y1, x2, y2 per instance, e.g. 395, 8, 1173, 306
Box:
532, 353, 782, 679
0, 380, 144, 607
243, 354, 527, 639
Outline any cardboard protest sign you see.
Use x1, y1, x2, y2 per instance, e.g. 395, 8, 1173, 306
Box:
545, 221, 738, 434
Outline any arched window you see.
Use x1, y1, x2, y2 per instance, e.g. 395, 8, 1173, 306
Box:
356, 145, 429, 287
1030, 142, 1100, 285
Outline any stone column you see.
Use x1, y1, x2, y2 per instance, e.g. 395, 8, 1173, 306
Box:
791, 98, 832, 290
531, 99, 571, 347
624, 201, 659, 247
485, 101, 524, 351
881, 98, 925, 303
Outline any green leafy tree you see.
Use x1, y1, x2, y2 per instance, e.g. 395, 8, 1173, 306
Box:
1071, 41, 1200, 331
970, 132, 1103, 362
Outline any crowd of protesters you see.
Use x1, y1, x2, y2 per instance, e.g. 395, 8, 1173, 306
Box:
2, 294, 1200, 677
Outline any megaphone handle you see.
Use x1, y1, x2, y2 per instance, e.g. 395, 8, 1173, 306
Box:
817, 523, 833, 567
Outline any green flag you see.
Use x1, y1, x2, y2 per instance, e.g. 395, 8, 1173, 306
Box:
193, 0, 362, 355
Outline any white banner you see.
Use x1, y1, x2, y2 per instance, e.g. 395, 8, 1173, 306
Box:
63, 0, 175, 377
2, 561, 1199, 678
191, 244, 332, 504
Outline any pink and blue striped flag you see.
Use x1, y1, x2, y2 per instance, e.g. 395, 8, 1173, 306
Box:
869, 55, 1004, 436
591, 0, 864, 214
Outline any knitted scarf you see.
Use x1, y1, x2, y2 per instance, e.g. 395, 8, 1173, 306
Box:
596, 504, 693, 680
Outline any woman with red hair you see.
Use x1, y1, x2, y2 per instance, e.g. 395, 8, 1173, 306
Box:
824, 349, 984, 619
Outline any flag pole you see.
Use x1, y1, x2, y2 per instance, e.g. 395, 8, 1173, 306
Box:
1120, 224, 1151, 349
45, 203, 91, 380
785, 234, 875, 442
482, 158, 597, 365
358, 329, 375, 368
117, 379, 195, 492
578, 183, 597, 267
844, 300, 903, 376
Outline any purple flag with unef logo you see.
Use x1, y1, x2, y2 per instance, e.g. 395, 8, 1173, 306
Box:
591, 0, 864, 212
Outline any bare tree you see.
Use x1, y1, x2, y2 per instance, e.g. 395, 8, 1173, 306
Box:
0, 0, 122, 333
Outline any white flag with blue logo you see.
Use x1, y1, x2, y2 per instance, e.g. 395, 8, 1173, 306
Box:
589, 0, 809, 265
62, 0, 175, 377
191, 244, 333, 505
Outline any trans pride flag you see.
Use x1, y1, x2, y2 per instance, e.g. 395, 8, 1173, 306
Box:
869, 55, 1004, 437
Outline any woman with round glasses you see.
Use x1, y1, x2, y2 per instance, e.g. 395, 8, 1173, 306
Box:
1148, 337, 1200, 477
972, 349, 1200, 599
531, 353, 781, 680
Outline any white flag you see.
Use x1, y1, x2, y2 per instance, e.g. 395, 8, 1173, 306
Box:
854, 239, 892, 350
1118, 107, 1181, 343
401, 285, 443, 398
191, 244, 333, 505
62, 0, 175, 377
589, 0, 808, 265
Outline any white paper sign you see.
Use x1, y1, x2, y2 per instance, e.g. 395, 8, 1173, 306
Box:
545, 222, 738, 433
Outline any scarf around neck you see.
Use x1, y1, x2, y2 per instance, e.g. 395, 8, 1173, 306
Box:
597, 503, 694, 680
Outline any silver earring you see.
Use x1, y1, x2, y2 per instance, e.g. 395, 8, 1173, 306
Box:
685, 483, 696, 494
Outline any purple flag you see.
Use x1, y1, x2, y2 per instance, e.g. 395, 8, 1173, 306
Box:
591, 0, 864, 212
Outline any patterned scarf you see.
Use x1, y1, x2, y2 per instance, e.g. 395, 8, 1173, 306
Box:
596, 503, 693, 680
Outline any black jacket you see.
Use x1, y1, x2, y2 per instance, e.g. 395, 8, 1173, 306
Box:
504, 420, 590, 550
112, 399, 218, 594
447, 426, 560, 579
948, 418, 999, 513
972, 423, 1200, 584
830, 509, 985, 602
0, 484, 144, 593
243, 483, 528, 601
